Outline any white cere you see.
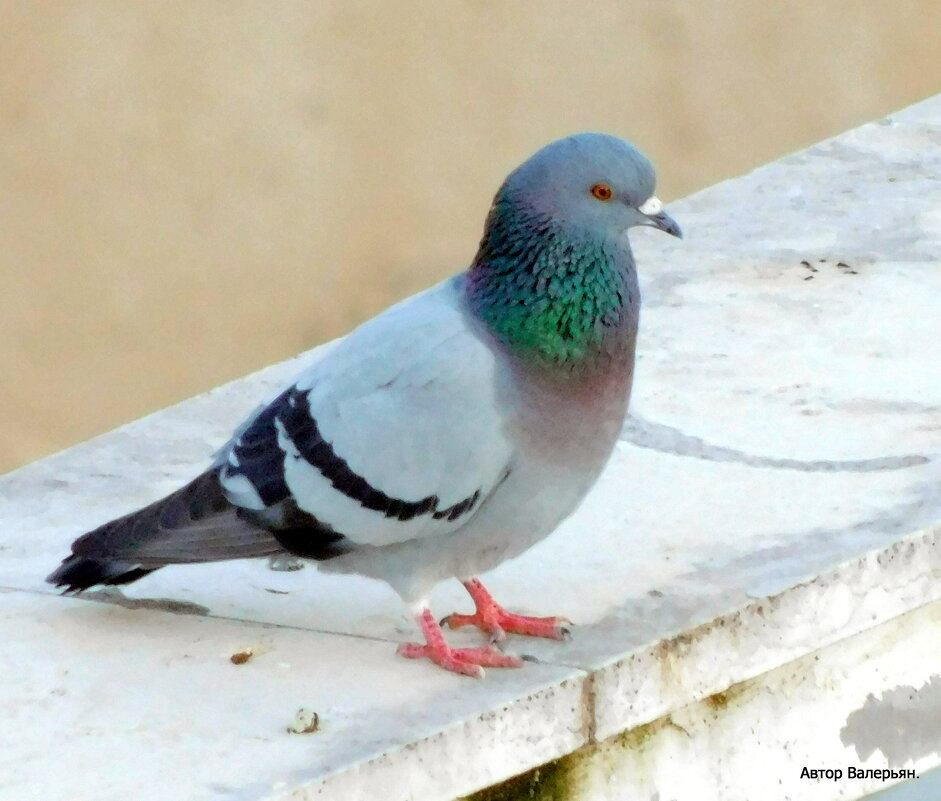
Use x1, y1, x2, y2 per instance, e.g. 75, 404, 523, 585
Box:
639, 196, 663, 215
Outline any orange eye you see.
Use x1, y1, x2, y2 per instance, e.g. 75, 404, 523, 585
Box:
591, 183, 613, 201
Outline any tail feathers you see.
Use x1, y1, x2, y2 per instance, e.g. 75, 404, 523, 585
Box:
46, 557, 156, 593
46, 469, 286, 592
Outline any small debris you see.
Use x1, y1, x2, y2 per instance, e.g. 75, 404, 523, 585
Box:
263, 588, 290, 595
230, 650, 254, 665
836, 261, 859, 274
287, 709, 320, 734
803, 275, 814, 281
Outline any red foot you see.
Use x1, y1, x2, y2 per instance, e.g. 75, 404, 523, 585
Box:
397, 607, 524, 678
443, 579, 572, 642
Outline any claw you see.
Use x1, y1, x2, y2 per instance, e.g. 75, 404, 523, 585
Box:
397, 642, 487, 678
444, 579, 574, 641
398, 607, 523, 677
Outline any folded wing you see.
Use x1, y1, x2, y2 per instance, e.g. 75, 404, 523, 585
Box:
220, 278, 516, 552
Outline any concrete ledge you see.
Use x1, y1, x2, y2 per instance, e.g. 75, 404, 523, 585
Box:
2, 94, 941, 801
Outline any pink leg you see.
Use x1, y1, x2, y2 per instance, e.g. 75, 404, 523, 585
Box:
444, 578, 572, 642
396, 606, 524, 678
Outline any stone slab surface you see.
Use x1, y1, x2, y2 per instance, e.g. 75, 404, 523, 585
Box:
2, 93, 940, 800
0, 588, 586, 801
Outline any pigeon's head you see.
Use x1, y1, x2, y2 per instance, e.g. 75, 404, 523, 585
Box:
469, 134, 680, 368
495, 133, 681, 243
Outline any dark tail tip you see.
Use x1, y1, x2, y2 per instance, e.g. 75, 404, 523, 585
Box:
46, 556, 156, 593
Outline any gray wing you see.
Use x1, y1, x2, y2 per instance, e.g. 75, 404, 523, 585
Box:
218, 277, 517, 551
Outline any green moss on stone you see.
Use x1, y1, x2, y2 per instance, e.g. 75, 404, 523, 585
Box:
610, 716, 669, 752
460, 754, 579, 801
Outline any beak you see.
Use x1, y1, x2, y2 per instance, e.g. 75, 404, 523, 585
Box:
645, 210, 682, 238
638, 196, 683, 239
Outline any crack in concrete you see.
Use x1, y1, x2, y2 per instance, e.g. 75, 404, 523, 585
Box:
1, 584, 409, 645
622, 415, 929, 472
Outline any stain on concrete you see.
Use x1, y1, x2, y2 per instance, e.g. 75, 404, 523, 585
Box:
622, 414, 928, 472
703, 680, 748, 714
841, 675, 941, 766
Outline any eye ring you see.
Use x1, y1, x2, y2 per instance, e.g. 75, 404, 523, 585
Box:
591, 183, 614, 201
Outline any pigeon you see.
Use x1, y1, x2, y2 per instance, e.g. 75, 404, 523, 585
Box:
47, 133, 681, 677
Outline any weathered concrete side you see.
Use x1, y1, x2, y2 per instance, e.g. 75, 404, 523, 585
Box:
462, 535, 941, 801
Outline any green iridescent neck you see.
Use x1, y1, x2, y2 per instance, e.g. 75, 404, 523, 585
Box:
467, 196, 637, 369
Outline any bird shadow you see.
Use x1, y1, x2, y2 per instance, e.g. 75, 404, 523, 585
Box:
78, 587, 210, 616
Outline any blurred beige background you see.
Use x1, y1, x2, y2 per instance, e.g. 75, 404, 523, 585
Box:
2, 2, 941, 474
